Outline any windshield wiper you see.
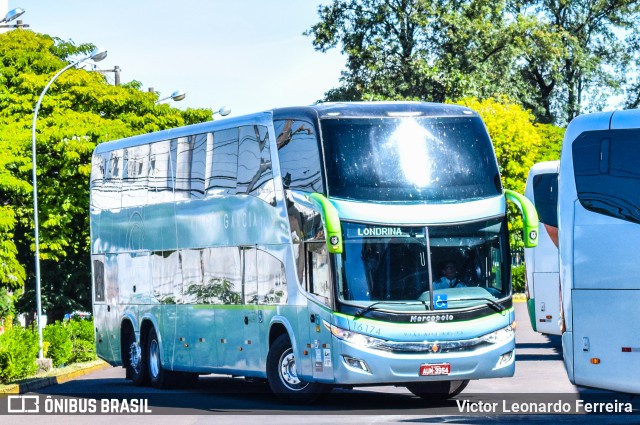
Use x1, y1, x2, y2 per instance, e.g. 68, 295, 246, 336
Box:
449, 297, 505, 312
354, 301, 425, 317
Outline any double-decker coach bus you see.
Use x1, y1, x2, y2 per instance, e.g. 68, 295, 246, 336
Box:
90, 102, 538, 403
524, 161, 562, 335
558, 109, 640, 394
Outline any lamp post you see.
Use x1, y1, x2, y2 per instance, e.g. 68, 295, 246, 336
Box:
32, 47, 107, 360
0, 7, 29, 30
155, 89, 186, 103
214, 106, 231, 117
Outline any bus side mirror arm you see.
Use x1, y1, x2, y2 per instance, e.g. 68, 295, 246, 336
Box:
307, 193, 343, 254
504, 189, 539, 248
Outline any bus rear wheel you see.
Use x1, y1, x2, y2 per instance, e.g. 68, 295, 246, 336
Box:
406, 379, 469, 400
125, 329, 148, 386
266, 334, 328, 404
147, 327, 192, 389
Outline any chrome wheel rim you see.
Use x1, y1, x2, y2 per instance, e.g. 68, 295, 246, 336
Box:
149, 338, 160, 378
129, 341, 141, 374
279, 347, 308, 391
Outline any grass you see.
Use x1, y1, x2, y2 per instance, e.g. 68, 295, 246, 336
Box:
0, 359, 107, 392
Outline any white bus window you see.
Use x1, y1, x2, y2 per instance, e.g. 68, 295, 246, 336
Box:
191, 134, 207, 198
533, 173, 558, 227
573, 129, 640, 224
122, 145, 149, 208
244, 247, 258, 304
149, 140, 176, 204
151, 250, 182, 304
257, 250, 287, 305
238, 125, 275, 205
93, 257, 105, 303
209, 128, 238, 196
275, 120, 324, 193
175, 136, 193, 199
181, 249, 204, 304
102, 149, 123, 210
308, 242, 331, 305
200, 247, 242, 304
90, 153, 108, 209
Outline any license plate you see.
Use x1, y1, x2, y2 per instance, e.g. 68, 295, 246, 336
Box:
419, 363, 451, 376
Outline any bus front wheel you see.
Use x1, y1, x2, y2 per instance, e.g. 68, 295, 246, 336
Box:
406, 379, 469, 400
266, 334, 328, 404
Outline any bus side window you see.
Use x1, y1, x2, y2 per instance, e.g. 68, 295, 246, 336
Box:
237, 125, 275, 204
122, 144, 149, 208
103, 149, 123, 209
275, 119, 324, 193
307, 242, 331, 306
574, 129, 640, 224
148, 140, 175, 204
257, 250, 287, 305
93, 257, 105, 303
208, 128, 238, 196
90, 153, 108, 209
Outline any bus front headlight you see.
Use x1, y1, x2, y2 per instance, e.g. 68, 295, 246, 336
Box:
325, 322, 385, 349
480, 324, 514, 344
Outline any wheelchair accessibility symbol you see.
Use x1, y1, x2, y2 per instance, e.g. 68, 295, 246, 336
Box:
434, 294, 448, 310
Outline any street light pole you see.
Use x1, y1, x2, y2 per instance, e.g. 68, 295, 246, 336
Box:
31, 47, 107, 360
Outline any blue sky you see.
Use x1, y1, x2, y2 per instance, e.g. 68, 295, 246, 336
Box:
4, 0, 345, 117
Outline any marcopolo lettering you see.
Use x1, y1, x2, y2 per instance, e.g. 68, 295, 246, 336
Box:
357, 227, 403, 237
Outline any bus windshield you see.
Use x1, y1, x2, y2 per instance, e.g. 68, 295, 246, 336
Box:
337, 218, 510, 311
321, 116, 501, 202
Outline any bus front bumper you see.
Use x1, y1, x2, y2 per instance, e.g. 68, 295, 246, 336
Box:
328, 336, 515, 385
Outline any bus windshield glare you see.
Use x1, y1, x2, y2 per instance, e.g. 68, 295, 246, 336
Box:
338, 218, 510, 310
321, 116, 501, 202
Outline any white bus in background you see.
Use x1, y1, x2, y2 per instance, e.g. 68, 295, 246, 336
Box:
559, 109, 640, 394
523, 161, 562, 336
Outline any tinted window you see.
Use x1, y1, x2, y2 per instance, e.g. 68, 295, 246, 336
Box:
533, 173, 558, 227
209, 128, 238, 195
275, 119, 324, 193
237, 125, 274, 204
321, 117, 501, 202
573, 129, 640, 224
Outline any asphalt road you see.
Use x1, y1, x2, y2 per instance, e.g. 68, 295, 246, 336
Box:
4, 302, 638, 423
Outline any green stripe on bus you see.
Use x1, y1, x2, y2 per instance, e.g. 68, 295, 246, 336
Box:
505, 189, 539, 248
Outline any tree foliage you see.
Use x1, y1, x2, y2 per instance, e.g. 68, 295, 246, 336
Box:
0, 30, 212, 320
307, 0, 640, 125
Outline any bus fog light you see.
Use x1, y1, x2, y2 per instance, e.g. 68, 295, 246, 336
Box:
498, 350, 514, 366
342, 355, 370, 372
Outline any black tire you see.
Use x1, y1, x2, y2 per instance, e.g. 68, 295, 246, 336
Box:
406, 379, 470, 401
147, 327, 183, 389
266, 334, 329, 404
125, 329, 148, 386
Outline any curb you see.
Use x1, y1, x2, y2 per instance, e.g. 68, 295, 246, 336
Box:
0, 362, 110, 394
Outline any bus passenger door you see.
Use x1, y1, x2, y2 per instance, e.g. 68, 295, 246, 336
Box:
305, 242, 335, 381
241, 247, 265, 373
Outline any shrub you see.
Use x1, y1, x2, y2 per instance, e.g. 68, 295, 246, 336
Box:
43, 321, 72, 367
68, 318, 96, 363
512, 265, 525, 293
0, 326, 38, 383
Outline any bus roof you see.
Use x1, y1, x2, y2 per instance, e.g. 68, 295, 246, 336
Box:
93, 102, 479, 155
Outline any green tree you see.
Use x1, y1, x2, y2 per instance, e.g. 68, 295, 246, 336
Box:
307, 0, 522, 103
0, 30, 212, 321
454, 97, 541, 250
307, 0, 640, 125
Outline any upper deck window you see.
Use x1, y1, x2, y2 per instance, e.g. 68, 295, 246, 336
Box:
321, 116, 501, 202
